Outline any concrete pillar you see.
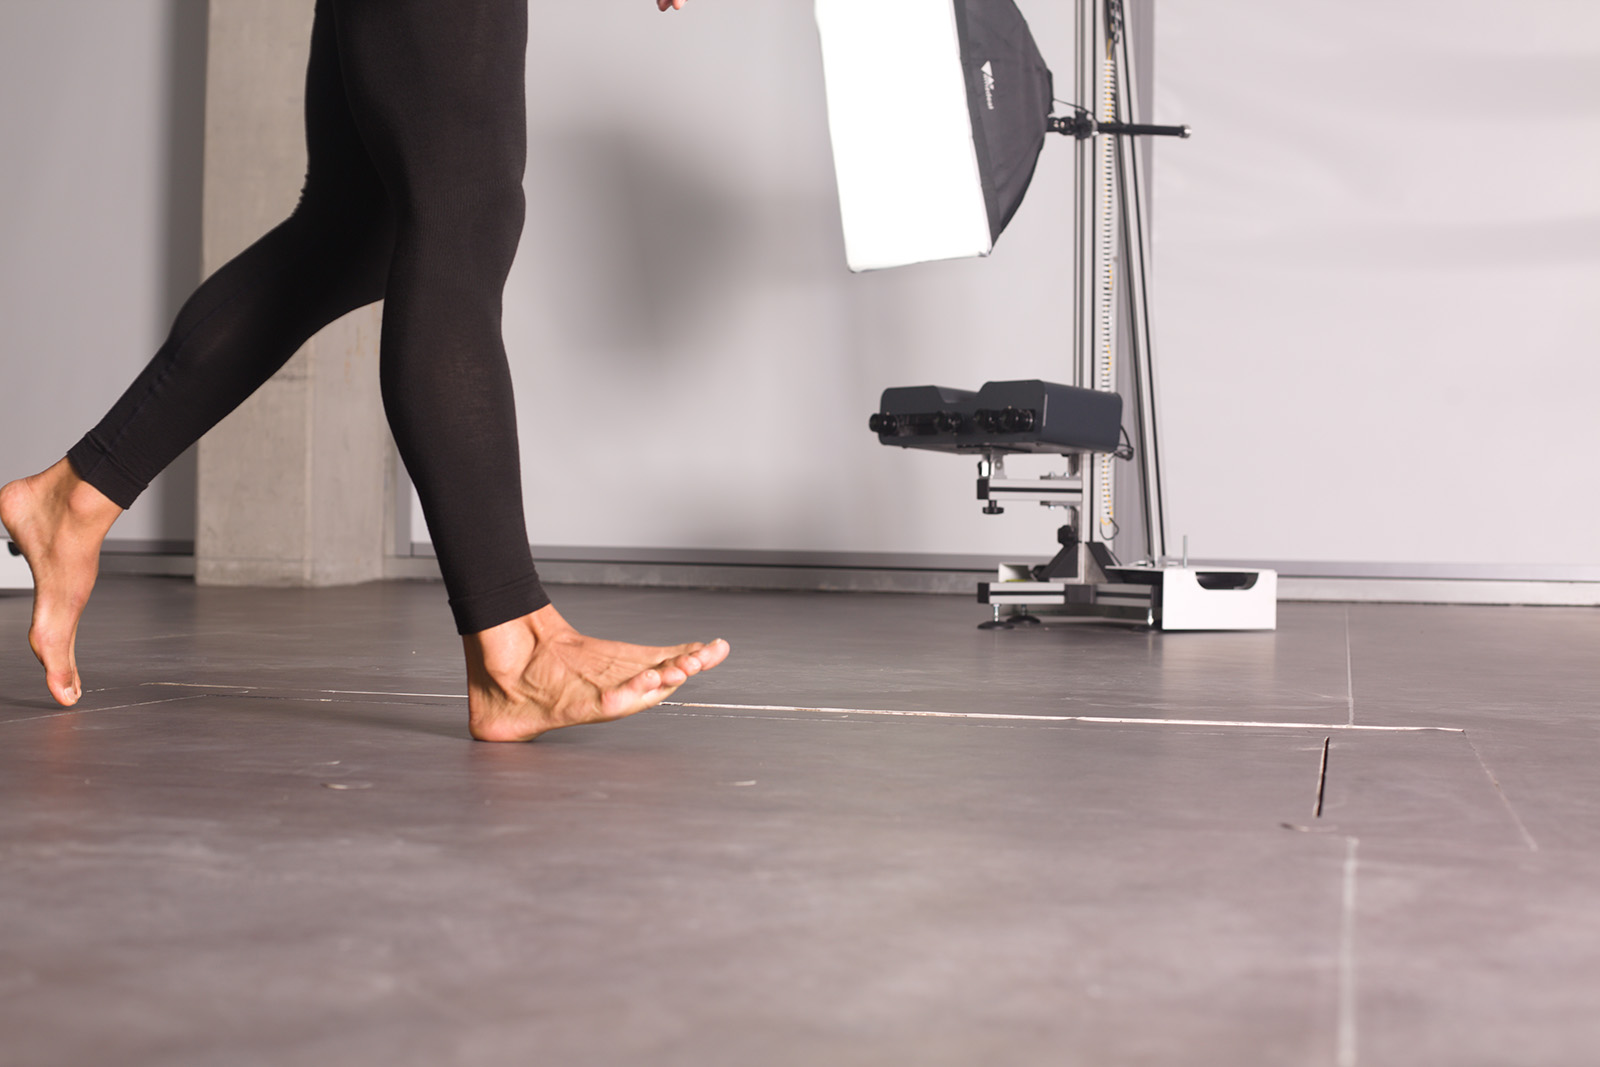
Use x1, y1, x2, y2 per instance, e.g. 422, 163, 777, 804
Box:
196, 0, 391, 587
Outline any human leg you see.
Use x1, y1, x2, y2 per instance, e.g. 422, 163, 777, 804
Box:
330, 0, 727, 739
2, 1, 394, 705
0, 462, 120, 705
329, 0, 542, 634
68, 3, 393, 505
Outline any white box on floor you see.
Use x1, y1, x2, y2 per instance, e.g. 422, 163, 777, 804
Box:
1, 541, 31, 591
1154, 566, 1277, 631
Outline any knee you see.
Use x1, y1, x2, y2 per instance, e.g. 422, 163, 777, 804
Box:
290, 182, 395, 266
401, 171, 525, 266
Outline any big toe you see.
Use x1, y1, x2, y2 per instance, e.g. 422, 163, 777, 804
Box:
601, 668, 674, 717
689, 638, 730, 672
46, 669, 81, 707
30, 632, 81, 706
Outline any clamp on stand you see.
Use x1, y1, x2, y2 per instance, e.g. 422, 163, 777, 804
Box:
1048, 114, 1191, 141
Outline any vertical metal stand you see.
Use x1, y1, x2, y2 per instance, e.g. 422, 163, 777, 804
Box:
1074, 0, 1118, 561
1075, 0, 1166, 565
975, 1, 1275, 631
1106, 1, 1168, 566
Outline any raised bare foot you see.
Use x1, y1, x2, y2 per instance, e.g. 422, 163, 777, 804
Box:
0, 458, 122, 706
464, 604, 730, 741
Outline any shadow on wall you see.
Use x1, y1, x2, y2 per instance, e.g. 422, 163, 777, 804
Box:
162, 0, 206, 324
523, 127, 843, 359
525, 128, 743, 356
155, 0, 209, 544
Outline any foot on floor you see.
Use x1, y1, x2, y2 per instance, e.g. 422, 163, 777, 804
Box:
0, 458, 124, 707
464, 604, 730, 742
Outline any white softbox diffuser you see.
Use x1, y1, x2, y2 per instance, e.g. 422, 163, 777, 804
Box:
815, 0, 1053, 272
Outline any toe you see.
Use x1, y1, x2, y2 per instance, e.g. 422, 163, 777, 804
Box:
47, 670, 81, 707
601, 667, 670, 717
625, 667, 662, 699
665, 639, 727, 677
31, 630, 81, 706
695, 638, 731, 671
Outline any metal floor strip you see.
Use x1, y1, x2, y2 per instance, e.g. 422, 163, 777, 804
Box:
139, 683, 1462, 733
664, 702, 1462, 732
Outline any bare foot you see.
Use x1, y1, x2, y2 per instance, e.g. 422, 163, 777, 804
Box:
0, 458, 123, 706
464, 604, 730, 741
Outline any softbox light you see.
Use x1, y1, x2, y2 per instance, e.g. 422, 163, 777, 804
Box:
815, 0, 1054, 272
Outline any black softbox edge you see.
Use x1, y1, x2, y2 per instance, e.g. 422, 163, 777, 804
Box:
950, 0, 1003, 241
951, 0, 1054, 243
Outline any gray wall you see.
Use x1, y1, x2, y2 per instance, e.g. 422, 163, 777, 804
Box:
474, 0, 1600, 572
0, 0, 207, 546
1151, 0, 1600, 571
450, 1, 1087, 561
7, 1, 1596, 575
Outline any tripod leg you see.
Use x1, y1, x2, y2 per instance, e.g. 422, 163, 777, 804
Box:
978, 604, 1016, 630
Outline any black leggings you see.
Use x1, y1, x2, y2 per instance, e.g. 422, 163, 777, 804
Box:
68, 0, 547, 635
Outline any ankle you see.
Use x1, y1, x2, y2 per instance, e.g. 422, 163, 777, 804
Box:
468, 606, 577, 693
466, 616, 538, 695
19, 458, 120, 530
61, 475, 120, 529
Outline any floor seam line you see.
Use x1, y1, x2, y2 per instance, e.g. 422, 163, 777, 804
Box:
1338, 835, 1360, 1067
0, 694, 207, 727
130, 684, 1466, 732
1344, 605, 1356, 728
662, 703, 1459, 732
1463, 731, 1540, 853
145, 683, 458, 699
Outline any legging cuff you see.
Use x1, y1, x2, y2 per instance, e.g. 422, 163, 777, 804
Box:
450, 572, 550, 635
67, 434, 147, 510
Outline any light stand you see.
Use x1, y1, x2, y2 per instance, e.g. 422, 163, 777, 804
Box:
972, 0, 1274, 631
818, 0, 1277, 631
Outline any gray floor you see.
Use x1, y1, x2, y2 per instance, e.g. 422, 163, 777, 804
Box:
2, 577, 1598, 1066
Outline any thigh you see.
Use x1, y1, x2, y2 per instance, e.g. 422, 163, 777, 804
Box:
302, 0, 390, 220
329, 0, 529, 214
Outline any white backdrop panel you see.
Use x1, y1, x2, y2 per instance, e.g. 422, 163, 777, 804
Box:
1152, 1, 1600, 566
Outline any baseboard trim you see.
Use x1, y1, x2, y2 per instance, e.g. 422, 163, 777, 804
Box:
1278, 577, 1600, 607
60, 541, 1600, 606
102, 538, 196, 556
407, 543, 1011, 574
385, 553, 979, 595
1199, 558, 1600, 583
98, 555, 197, 578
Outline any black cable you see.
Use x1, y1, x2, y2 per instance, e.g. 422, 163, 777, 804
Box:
1113, 426, 1135, 461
